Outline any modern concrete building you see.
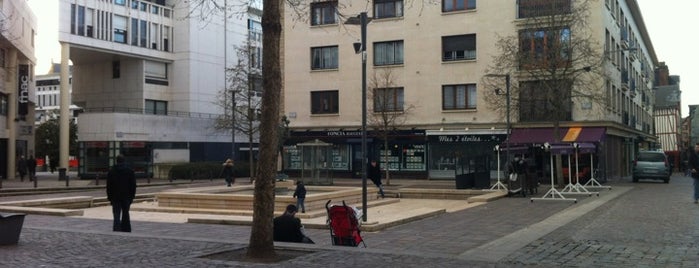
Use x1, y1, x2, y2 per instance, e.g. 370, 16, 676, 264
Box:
282, 0, 659, 180
57, 0, 262, 178
0, 0, 37, 180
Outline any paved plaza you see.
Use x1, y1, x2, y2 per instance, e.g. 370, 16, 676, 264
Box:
1, 172, 699, 267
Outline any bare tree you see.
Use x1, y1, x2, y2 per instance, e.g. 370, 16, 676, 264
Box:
368, 68, 415, 185
188, 0, 437, 259
214, 39, 262, 181
482, 0, 606, 184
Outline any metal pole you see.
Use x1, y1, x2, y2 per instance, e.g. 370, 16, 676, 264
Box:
360, 12, 368, 222
232, 90, 236, 160
505, 74, 511, 162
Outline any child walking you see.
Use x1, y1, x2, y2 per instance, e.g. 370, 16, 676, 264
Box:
293, 181, 307, 213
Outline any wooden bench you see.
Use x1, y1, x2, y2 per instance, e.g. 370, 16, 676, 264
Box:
0, 213, 26, 245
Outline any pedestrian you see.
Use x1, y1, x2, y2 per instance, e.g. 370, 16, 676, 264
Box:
507, 155, 526, 197
368, 159, 385, 198
17, 155, 27, 181
107, 155, 137, 232
49, 157, 58, 174
273, 204, 314, 244
220, 159, 234, 186
293, 181, 307, 213
26, 155, 37, 181
688, 143, 699, 204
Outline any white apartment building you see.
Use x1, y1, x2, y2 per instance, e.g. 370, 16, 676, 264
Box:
282, 0, 658, 180
35, 63, 81, 125
0, 0, 37, 180
57, 0, 262, 178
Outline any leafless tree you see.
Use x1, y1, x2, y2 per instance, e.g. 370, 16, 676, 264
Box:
214, 39, 262, 181
482, 0, 606, 184
188, 0, 436, 259
368, 68, 415, 185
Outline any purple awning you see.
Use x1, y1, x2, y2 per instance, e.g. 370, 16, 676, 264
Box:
508, 127, 606, 145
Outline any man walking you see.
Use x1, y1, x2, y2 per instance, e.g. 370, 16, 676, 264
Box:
689, 143, 699, 203
26, 156, 36, 181
107, 155, 137, 232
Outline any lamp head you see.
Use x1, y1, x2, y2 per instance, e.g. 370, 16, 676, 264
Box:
353, 42, 362, 54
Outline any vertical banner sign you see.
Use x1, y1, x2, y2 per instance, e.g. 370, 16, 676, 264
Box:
18, 64, 29, 116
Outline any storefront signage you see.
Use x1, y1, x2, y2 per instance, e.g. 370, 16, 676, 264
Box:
17, 64, 29, 116
327, 131, 363, 136
432, 135, 503, 143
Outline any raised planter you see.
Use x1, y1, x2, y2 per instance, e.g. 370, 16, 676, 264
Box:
0, 213, 26, 245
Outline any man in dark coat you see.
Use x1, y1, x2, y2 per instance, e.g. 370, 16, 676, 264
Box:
107, 155, 137, 232
689, 143, 699, 203
368, 160, 385, 198
17, 155, 27, 181
273, 204, 313, 243
26, 156, 37, 181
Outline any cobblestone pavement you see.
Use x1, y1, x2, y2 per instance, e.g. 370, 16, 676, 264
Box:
2, 174, 697, 267
504, 175, 699, 267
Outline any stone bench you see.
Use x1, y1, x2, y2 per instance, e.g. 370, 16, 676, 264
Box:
0, 213, 26, 245
0, 196, 94, 209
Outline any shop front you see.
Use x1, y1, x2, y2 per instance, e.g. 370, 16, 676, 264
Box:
426, 129, 506, 179
284, 130, 426, 178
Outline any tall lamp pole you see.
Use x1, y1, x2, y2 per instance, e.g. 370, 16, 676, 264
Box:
347, 12, 369, 222
488, 74, 511, 162
359, 12, 368, 222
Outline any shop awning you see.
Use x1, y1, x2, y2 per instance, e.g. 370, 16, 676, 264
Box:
508, 127, 605, 145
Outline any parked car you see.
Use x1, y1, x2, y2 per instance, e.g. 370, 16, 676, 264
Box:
632, 151, 671, 183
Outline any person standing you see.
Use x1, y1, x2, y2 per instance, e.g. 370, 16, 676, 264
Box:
273, 204, 314, 243
17, 155, 27, 181
220, 159, 234, 186
368, 160, 385, 198
26, 155, 37, 181
107, 155, 137, 232
689, 143, 699, 203
293, 181, 307, 213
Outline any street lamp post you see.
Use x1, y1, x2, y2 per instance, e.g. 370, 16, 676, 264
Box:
487, 74, 511, 162
347, 12, 369, 222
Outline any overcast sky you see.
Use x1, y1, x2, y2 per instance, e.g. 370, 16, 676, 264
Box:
28, 0, 696, 116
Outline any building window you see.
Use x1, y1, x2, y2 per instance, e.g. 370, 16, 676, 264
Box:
442, 0, 476, 12
131, 18, 139, 46
250, 46, 262, 69
0, 48, 5, 68
139, 20, 148, 47
145, 99, 168, 115
374, 87, 404, 112
145, 60, 168, 85
113, 61, 121, 79
115, 0, 126, 5
518, 0, 571, 18
77, 6, 85, 36
374, 40, 404, 66
0, 93, 7, 116
311, 46, 338, 70
311, 1, 337, 26
442, 84, 476, 110
374, 0, 403, 19
131, 0, 139, 9
311, 90, 339, 114
442, 34, 476, 61
519, 80, 572, 122
113, 15, 127, 43
519, 27, 571, 69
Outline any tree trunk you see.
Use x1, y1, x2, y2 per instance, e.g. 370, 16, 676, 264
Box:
246, 0, 281, 259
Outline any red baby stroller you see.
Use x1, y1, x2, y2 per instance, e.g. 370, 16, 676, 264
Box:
325, 200, 366, 247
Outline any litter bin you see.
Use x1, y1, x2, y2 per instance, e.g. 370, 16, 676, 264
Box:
455, 173, 475, 189
58, 168, 68, 181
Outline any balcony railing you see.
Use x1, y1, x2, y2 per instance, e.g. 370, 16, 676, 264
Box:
82, 107, 220, 119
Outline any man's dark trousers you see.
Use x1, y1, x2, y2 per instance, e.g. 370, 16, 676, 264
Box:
111, 199, 132, 232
